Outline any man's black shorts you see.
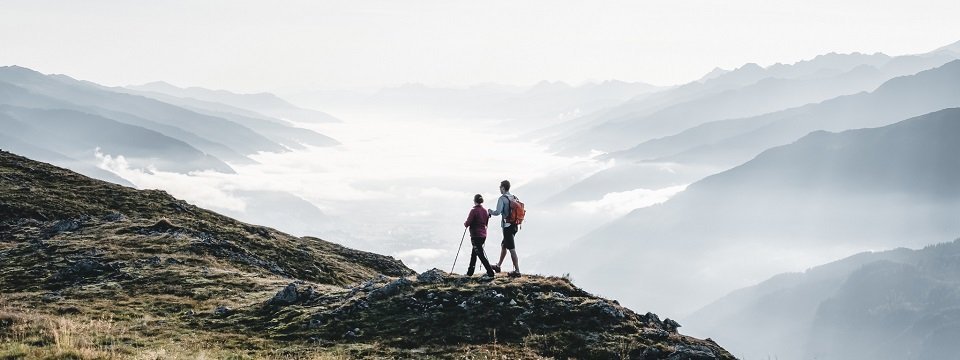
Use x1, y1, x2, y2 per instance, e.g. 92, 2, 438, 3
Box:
501, 224, 518, 250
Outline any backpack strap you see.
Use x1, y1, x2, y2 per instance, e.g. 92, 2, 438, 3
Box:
501, 194, 511, 219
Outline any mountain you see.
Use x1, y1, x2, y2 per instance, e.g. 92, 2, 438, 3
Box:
0, 131, 132, 186
686, 239, 960, 360
660, 59, 960, 168
0, 150, 734, 359
117, 87, 339, 150
549, 56, 960, 205
0, 65, 342, 182
128, 81, 340, 124
551, 108, 960, 317
0, 66, 286, 158
696, 67, 730, 83
549, 48, 958, 155
0, 105, 235, 174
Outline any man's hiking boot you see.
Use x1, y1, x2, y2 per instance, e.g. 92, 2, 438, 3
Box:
491, 265, 501, 273
507, 271, 521, 278
479, 273, 495, 281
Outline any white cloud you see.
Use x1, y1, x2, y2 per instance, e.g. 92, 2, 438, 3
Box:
95, 148, 247, 212
394, 248, 449, 270
570, 184, 688, 216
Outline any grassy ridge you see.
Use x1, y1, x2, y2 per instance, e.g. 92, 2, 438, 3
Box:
0, 150, 734, 359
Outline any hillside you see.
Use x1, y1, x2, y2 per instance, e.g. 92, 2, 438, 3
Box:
0, 150, 733, 359
551, 108, 960, 316
687, 239, 960, 360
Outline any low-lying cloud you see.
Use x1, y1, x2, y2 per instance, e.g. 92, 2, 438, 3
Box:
570, 184, 688, 216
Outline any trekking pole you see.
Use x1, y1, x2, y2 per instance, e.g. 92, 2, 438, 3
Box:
451, 227, 468, 273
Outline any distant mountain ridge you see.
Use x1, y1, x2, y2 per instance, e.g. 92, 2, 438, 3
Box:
0, 65, 340, 181
551, 107, 960, 317
129, 81, 341, 124
548, 44, 959, 155
546, 55, 960, 206
687, 238, 960, 360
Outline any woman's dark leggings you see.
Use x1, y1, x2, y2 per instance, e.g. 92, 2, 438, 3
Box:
467, 236, 495, 276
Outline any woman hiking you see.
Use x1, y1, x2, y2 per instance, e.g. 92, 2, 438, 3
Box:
464, 194, 496, 279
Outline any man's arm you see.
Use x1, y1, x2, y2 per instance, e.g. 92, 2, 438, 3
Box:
489, 196, 507, 216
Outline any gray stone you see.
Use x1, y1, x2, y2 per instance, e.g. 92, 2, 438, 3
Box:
102, 213, 125, 222
663, 318, 682, 333
268, 283, 301, 307
46, 219, 79, 235
214, 305, 232, 317
367, 278, 413, 301
667, 344, 717, 360
416, 268, 446, 284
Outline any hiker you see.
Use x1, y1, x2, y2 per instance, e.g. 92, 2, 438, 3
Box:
488, 180, 521, 277
463, 194, 495, 278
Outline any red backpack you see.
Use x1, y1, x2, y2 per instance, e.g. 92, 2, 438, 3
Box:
505, 195, 526, 226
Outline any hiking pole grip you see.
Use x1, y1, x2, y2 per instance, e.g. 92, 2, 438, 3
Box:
451, 227, 468, 273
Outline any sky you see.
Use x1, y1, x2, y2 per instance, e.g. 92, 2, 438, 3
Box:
2, 0, 959, 93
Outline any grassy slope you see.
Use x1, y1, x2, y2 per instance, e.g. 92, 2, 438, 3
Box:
0, 150, 733, 359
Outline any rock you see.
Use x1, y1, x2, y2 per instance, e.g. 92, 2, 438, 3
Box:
667, 344, 717, 360
367, 278, 413, 301
640, 328, 670, 340
632, 346, 668, 360
146, 218, 178, 233
268, 283, 301, 307
214, 305, 232, 317
54, 258, 119, 283
102, 213, 125, 222
45, 219, 79, 236
343, 327, 361, 339
643, 312, 663, 327
416, 268, 446, 284
41, 292, 63, 303
592, 301, 625, 320
663, 318, 681, 333
164, 258, 184, 265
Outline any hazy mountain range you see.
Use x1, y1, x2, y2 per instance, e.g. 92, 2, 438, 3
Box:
688, 238, 960, 360
548, 45, 959, 156
552, 107, 960, 316
546, 52, 960, 205
0, 65, 339, 177
127, 81, 341, 124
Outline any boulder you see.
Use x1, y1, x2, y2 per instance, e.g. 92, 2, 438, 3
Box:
269, 283, 301, 307
416, 268, 446, 284
367, 278, 413, 301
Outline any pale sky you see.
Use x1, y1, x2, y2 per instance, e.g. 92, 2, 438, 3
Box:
1, 0, 958, 93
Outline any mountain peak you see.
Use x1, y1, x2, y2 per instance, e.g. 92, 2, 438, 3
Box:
932, 38, 960, 54
697, 67, 731, 82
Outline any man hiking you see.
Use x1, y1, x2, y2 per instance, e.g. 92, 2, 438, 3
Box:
488, 180, 521, 277
463, 194, 495, 279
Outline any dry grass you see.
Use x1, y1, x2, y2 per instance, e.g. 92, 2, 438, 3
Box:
0, 306, 126, 359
